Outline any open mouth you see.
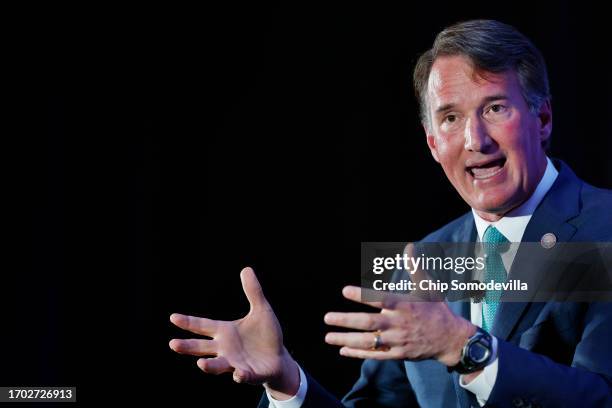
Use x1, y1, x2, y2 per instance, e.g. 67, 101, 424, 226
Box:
467, 157, 506, 180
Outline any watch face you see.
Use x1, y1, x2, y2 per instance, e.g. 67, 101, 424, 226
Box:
468, 342, 490, 364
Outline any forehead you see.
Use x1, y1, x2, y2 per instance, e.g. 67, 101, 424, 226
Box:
427, 55, 521, 110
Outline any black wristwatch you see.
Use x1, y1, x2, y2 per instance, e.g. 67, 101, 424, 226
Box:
447, 327, 495, 374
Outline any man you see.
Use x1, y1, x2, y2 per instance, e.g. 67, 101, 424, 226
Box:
169, 20, 612, 407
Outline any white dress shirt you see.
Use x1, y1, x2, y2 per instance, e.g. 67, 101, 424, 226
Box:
267, 364, 308, 408
269, 158, 558, 408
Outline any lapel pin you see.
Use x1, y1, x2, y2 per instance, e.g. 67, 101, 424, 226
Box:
540, 232, 557, 249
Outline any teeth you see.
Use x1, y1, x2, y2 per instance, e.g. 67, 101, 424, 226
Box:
471, 163, 503, 179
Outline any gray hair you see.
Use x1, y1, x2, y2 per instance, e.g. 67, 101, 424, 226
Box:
413, 19, 551, 147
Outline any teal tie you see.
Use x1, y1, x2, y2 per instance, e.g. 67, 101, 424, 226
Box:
482, 226, 509, 332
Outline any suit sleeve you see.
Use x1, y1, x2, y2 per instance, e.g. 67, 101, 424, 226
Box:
258, 359, 418, 408
486, 302, 612, 407
257, 369, 343, 408
341, 359, 419, 407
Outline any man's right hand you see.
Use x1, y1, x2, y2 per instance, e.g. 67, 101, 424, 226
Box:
169, 267, 300, 400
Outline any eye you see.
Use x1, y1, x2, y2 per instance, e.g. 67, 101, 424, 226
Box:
439, 112, 462, 130
488, 104, 506, 114
444, 114, 457, 123
483, 103, 511, 123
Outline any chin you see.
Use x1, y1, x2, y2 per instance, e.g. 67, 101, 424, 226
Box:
470, 192, 516, 215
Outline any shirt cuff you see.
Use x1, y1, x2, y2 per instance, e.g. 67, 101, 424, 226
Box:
267, 364, 308, 408
459, 336, 499, 406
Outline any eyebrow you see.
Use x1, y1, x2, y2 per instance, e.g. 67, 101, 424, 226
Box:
434, 94, 509, 115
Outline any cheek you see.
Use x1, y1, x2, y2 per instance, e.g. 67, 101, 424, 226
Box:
500, 121, 518, 134
437, 135, 464, 173
493, 116, 530, 151
434, 136, 468, 182
434, 132, 463, 160
497, 119, 522, 141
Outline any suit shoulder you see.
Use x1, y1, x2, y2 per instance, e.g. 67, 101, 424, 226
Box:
573, 182, 612, 240
420, 212, 474, 243
580, 182, 612, 211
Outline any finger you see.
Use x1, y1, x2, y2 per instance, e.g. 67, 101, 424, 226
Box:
325, 332, 390, 349
342, 286, 383, 308
240, 267, 268, 310
342, 286, 408, 310
324, 312, 389, 331
170, 313, 217, 336
403, 243, 427, 284
401, 243, 446, 301
339, 346, 402, 360
233, 367, 255, 384
169, 338, 217, 356
196, 356, 232, 375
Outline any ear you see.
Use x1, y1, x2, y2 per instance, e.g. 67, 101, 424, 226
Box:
536, 99, 553, 145
424, 123, 440, 163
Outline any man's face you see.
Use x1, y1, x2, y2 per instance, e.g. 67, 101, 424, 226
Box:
424, 55, 552, 221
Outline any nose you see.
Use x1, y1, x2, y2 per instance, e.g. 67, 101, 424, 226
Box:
463, 116, 492, 152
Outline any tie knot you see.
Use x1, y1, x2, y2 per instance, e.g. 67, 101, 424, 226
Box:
483, 226, 508, 244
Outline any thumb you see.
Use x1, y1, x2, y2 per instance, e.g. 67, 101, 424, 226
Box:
233, 367, 254, 384
404, 242, 441, 301
240, 267, 268, 310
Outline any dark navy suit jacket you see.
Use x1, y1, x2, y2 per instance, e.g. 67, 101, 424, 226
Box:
259, 160, 612, 407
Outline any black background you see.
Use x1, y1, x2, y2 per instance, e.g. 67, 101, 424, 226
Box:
5, 1, 612, 406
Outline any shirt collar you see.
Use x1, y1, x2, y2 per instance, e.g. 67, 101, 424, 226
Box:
472, 157, 558, 242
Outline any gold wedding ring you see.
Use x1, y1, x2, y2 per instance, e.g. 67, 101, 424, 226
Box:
371, 330, 385, 351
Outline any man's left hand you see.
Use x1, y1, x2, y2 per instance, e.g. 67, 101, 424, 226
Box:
324, 286, 476, 367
